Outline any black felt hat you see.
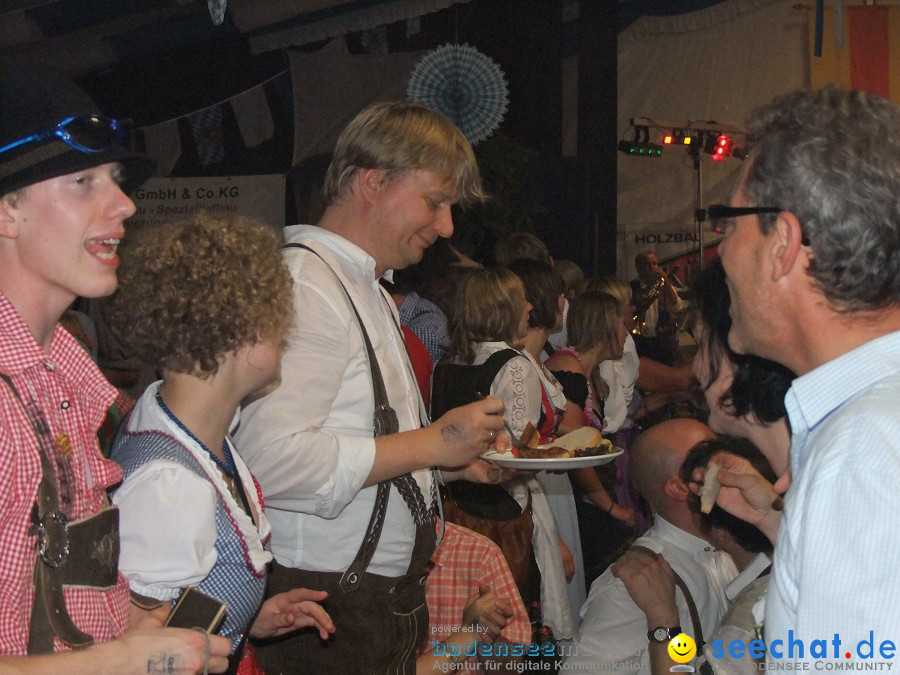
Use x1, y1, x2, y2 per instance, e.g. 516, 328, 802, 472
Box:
0, 62, 155, 197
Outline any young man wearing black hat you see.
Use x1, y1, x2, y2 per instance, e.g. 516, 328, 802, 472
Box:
0, 64, 231, 672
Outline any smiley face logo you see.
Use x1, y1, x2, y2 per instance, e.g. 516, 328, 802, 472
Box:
667, 633, 696, 664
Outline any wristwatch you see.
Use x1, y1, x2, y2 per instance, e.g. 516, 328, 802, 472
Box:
445, 646, 468, 671
648, 626, 682, 643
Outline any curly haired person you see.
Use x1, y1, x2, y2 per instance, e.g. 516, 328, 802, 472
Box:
106, 213, 334, 674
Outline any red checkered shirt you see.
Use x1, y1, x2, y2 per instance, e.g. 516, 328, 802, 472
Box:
424, 521, 531, 658
0, 293, 130, 654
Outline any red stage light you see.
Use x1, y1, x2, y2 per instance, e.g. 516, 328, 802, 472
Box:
712, 134, 733, 162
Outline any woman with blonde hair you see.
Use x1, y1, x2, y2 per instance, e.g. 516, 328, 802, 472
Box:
587, 277, 697, 418
546, 292, 625, 430
508, 258, 596, 629
584, 276, 652, 537
544, 292, 635, 537
439, 267, 533, 375
106, 213, 334, 674
585, 276, 641, 435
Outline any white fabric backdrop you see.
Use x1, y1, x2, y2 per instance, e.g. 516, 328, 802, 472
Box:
616, 0, 807, 279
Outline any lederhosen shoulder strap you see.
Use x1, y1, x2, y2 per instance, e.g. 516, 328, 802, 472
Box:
0, 372, 119, 653
284, 243, 436, 592
630, 544, 705, 648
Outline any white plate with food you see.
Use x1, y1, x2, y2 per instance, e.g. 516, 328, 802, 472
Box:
481, 426, 624, 470
480, 448, 623, 470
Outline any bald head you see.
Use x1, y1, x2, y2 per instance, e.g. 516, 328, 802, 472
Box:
631, 419, 716, 513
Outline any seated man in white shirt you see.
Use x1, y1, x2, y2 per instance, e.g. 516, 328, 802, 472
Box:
565, 419, 738, 674
610, 435, 777, 675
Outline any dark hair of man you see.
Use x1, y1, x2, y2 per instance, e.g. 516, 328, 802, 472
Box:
507, 259, 564, 330
389, 238, 468, 317
494, 232, 552, 267
679, 437, 774, 555
694, 258, 795, 424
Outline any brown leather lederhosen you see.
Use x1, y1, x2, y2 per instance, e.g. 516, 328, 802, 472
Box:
255, 244, 437, 674
0, 373, 120, 655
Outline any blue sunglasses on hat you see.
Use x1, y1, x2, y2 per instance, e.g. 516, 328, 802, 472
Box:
0, 115, 129, 156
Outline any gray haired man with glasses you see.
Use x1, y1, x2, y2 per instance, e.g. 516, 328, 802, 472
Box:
715, 85, 900, 665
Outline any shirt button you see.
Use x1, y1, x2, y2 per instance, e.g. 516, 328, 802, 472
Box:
60, 400, 70, 410
44, 362, 55, 372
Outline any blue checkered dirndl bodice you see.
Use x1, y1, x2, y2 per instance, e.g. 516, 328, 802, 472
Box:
112, 430, 268, 650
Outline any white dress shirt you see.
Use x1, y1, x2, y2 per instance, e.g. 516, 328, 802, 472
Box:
639, 285, 684, 338
766, 330, 900, 661
234, 225, 432, 577
598, 333, 640, 433
548, 298, 569, 351
702, 575, 770, 673
566, 515, 737, 673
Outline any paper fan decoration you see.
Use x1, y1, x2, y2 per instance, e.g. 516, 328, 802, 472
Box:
407, 43, 509, 145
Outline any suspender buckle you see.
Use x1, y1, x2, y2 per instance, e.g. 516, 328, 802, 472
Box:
37, 510, 70, 568
373, 403, 399, 436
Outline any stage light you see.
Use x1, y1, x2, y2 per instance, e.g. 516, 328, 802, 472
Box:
662, 133, 674, 145
617, 140, 663, 156
618, 125, 663, 157
672, 130, 696, 146
713, 134, 732, 161
703, 133, 735, 161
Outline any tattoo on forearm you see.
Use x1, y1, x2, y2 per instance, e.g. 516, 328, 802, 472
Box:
147, 653, 180, 673
441, 424, 466, 443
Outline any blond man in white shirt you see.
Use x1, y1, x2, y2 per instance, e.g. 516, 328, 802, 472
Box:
236, 101, 508, 673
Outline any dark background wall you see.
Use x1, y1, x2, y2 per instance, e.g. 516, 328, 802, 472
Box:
74, 0, 618, 275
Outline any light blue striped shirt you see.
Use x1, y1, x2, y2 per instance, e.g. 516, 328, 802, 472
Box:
766, 330, 900, 663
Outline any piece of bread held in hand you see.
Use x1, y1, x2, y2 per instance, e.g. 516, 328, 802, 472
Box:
700, 463, 721, 514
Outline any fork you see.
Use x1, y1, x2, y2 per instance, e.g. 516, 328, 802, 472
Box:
475, 391, 529, 451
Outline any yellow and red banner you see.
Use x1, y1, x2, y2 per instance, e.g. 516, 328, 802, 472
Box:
809, 5, 900, 104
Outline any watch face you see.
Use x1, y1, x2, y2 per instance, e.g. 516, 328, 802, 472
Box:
650, 626, 680, 642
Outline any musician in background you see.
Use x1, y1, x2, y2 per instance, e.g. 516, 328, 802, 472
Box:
629, 251, 684, 365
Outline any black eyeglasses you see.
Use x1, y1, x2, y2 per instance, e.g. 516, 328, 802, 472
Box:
706, 204, 810, 246
706, 204, 782, 232
0, 115, 129, 156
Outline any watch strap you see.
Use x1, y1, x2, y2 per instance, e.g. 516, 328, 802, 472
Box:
631, 544, 705, 647
648, 625, 681, 642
